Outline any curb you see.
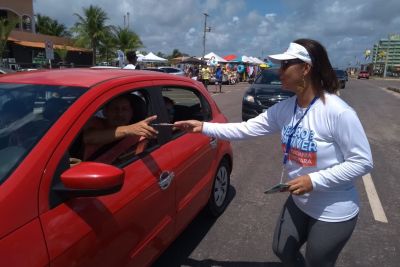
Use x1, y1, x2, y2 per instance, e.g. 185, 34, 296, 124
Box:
387, 87, 400, 93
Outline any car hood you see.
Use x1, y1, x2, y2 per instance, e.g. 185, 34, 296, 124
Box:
250, 84, 294, 96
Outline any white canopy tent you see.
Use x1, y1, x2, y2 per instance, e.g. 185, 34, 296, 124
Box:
136, 53, 145, 62
203, 52, 228, 63
240, 55, 253, 63
249, 57, 265, 64
139, 52, 167, 62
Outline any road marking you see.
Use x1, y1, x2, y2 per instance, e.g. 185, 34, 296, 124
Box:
379, 87, 400, 99
362, 173, 388, 223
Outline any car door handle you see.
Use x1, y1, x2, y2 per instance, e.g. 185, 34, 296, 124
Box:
209, 137, 218, 149
159, 171, 175, 190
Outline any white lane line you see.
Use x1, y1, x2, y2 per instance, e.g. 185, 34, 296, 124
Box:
379, 87, 400, 99
362, 173, 388, 223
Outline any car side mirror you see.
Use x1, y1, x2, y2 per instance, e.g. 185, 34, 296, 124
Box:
55, 162, 124, 198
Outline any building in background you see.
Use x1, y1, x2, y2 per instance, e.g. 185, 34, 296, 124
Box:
372, 34, 400, 76
0, 0, 92, 69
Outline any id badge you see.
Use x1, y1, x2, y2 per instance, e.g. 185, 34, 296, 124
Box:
264, 183, 289, 194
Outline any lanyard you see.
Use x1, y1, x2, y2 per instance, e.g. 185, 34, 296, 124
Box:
282, 96, 319, 165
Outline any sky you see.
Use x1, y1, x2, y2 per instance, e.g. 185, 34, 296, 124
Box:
33, 0, 400, 68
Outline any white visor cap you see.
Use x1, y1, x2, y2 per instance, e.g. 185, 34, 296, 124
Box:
268, 42, 312, 66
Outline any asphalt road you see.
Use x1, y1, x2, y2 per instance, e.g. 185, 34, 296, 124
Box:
153, 78, 400, 267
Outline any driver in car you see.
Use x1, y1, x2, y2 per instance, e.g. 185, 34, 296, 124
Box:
83, 94, 158, 163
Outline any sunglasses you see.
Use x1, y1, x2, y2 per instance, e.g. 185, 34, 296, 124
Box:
280, 59, 305, 70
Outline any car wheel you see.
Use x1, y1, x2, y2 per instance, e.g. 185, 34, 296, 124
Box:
207, 158, 230, 217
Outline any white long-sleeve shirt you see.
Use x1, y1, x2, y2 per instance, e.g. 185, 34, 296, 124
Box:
203, 93, 373, 222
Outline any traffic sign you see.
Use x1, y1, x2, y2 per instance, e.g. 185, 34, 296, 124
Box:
45, 40, 54, 60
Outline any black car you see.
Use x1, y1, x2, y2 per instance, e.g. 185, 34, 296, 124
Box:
142, 67, 167, 73
334, 69, 347, 89
242, 69, 295, 121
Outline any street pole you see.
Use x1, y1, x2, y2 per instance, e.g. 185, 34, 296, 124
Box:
202, 13, 209, 60
383, 34, 391, 78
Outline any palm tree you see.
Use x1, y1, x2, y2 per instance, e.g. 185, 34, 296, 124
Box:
35, 14, 70, 37
0, 18, 18, 66
114, 26, 143, 53
167, 49, 188, 60
98, 29, 116, 64
72, 5, 110, 65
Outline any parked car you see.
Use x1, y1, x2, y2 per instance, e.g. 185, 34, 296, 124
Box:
157, 66, 185, 76
0, 69, 232, 267
242, 68, 295, 121
358, 70, 370, 79
344, 70, 349, 81
142, 67, 167, 73
334, 69, 347, 89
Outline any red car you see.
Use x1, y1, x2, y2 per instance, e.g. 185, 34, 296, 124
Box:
357, 70, 370, 79
0, 69, 233, 267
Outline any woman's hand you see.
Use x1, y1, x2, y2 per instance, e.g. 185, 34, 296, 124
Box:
122, 115, 158, 139
287, 175, 313, 196
173, 120, 203, 133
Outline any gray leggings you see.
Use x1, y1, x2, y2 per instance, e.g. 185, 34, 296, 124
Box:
272, 196, 358, 267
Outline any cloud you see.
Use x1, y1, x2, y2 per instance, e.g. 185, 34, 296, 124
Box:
34, 0, 400, 68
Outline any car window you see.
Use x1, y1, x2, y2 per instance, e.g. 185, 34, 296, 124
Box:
67, 89, 158, 168
0, 83, 85, 184
335, 70, 345, 76
161, 87, 212, 137
254, 69, 282, 85
160, 68, 180, 73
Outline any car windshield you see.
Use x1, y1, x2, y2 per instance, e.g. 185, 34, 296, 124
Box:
254, 70, 282, 85
160, 67, 180, 73
0, 83, 85, 184
335, 70, 346, 76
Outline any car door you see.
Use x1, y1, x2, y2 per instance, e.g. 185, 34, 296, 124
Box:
156, 84, 218, 232
38, 82, 175, 267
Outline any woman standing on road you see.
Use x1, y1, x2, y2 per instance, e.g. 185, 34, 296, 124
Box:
174, 39, 373, 267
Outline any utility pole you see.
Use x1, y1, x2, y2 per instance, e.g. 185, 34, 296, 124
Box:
203, 13, 210, 60
127, 12, 130, 29
383, 34, 392, 78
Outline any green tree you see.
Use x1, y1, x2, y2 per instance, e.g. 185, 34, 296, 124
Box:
114, 26, 143, 53
35, 14, 70, 37
98, 29, 116, 64
0, 18, 18, 66
156, 51, 166, 58
55, 45, 68, 64
72, 5, 111, 65
167, 48, 188, 60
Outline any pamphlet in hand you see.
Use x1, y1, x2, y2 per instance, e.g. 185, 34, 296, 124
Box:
264, 183, 290, 194
150, 123, 174, 127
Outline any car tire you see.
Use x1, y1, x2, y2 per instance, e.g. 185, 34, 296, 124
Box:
207, 158, 230, 217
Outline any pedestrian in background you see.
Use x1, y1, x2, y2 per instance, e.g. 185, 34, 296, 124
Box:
123, 51, 141, 70
201, 66, 211, 91
214, 64, 223, 93
174, 39, 373, 267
